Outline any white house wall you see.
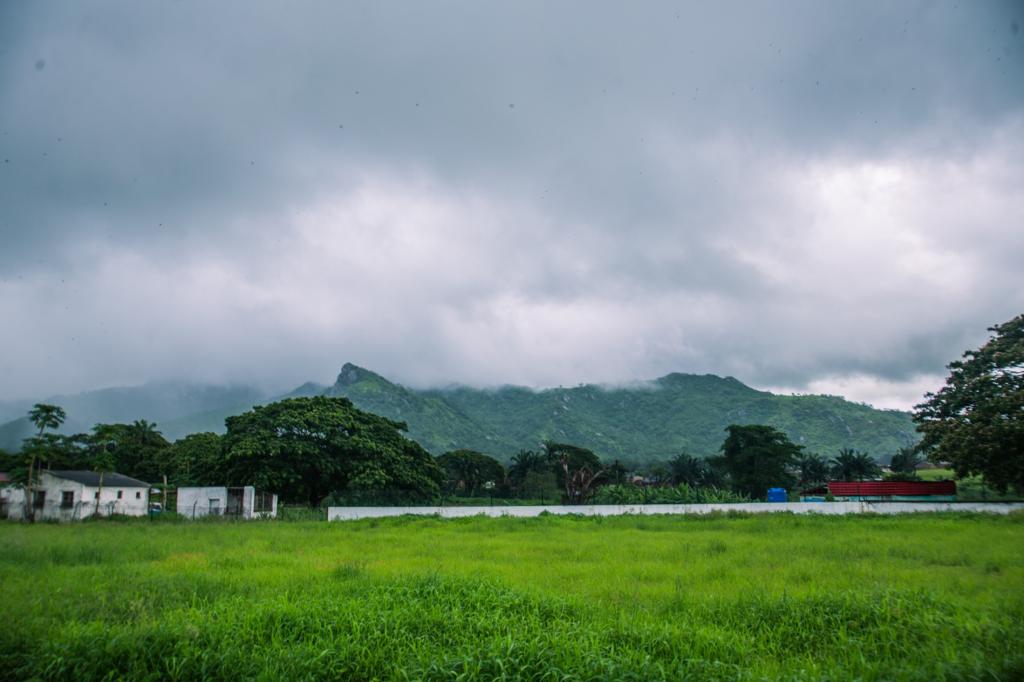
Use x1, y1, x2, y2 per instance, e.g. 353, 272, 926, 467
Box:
176, 486, 229, 518
2, 474, 148, 521
176, 486, 277, 519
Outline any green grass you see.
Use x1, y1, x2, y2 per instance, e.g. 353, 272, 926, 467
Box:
2, 513, 1022, 680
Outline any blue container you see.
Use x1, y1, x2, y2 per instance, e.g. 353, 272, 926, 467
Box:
766, 488, 787, 502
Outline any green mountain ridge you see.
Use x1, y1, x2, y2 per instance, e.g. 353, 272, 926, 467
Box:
324, 363, 918, 462
0, 364, 919, 463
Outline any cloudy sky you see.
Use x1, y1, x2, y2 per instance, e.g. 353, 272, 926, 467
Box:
1, 1, 1021, 409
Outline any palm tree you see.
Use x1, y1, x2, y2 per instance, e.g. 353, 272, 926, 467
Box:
830, 448, 881, 481
795, 453, 830, 488
889, 446, 922, 476
669, 452, 709, 488
24, 404, 66, 522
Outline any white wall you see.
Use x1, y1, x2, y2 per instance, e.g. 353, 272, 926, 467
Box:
177, 486, 229, 518
176, 486, 278, 519
327, 501, 1024, 521
0, 487, 26, 520
2, 473, 149, 521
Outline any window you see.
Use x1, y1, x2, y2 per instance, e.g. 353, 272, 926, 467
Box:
135, 491, 141, 499
208, 498, 220, 514
254, 491, 274, 513
33, 491, 45, 508
60, 491, 74, 509
117, 490, 123, 499
94, 491, 99, 499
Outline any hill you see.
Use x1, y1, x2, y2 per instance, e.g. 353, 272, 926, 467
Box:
0, 383, 267, 451
0, 365, 919, 463
323, 364, 917, 462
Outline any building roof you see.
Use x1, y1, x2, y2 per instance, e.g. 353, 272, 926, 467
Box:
46, 470, 150, 488
804, 480, 956, 496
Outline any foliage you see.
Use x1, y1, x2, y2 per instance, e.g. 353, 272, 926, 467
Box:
1, 515, 1022, 680
794, 453, 830, 488
914, 314, 1024, 493
507, 449, 547, 485
830, 448, 882, 481
85, 421, 171, 483
22, 404, 67, 521
667, 452, 720, 487
542, 441, 604, 504
885, 446, 922, 480
326, 363, 917, 462
718, 424, 801, 499
167, 432, 224, 485
221, 396, 443, 506
591, 483, 750, 504
436, 450, 505, 497
28, 404, 66, 435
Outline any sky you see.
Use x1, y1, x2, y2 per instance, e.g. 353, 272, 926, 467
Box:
1, 1, 1022, 410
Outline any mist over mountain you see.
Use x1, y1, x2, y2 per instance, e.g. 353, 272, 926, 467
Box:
0, 363, 917, 462
324, 364, 917, 462
0, 383, 268, 451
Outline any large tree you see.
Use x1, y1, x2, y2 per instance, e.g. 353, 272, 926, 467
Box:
718, 424, 801, 499
221, 396, 443, 506
543, 441, 605, 504
436, 449, 505, 497
169, 432, 224, 486
913, 314, 1024, 493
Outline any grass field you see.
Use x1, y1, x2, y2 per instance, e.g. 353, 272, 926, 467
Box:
2, 513, 1022, 680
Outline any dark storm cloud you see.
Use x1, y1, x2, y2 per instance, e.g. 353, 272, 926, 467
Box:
1, 1, 1022, 408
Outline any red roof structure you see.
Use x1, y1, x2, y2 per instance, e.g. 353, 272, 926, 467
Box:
803, 480, 956, 497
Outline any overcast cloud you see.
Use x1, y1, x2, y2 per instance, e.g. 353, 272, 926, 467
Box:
1, 1, 1022, 409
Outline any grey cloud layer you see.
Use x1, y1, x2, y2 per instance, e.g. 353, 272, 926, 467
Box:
1, 1, 1022, 407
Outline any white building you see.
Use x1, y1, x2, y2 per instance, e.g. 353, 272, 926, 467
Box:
0, 470, 150, 521
176, 486, 278, 519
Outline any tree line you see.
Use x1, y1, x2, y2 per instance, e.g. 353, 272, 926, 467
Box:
3, 313, 1021, 510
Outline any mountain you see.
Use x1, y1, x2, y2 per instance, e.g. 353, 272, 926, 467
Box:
0, 382, 267, 451
323, 363, 918, 462
0, 364, 920, 463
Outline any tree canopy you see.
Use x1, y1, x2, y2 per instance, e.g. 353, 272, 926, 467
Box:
221, 396, 443, 506
542, 441, 604, 504
718, 424, 801, 499
829, 448, 881, 481
436, 449, 505, 496
913, 314, 1024, 493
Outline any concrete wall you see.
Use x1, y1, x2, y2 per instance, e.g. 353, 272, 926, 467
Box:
327, 501, 1024, 521
176, 486, 278, 519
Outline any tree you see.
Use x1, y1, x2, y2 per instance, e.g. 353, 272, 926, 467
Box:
794, 453, 830, 488
436, 450, 505, 497
89, 425, 118, 518
508, 449, 547, 485
830, 448, 881, 481
124, 420, 172, 481
221, 396, 443, 507
169, 432, 224, 485
888, 446, 922, 478
542, 441, 605, 504
718, 425, 801, 499
23, 404, 66, 521
913, 314, 1024, 493
668, 452, 711, 487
